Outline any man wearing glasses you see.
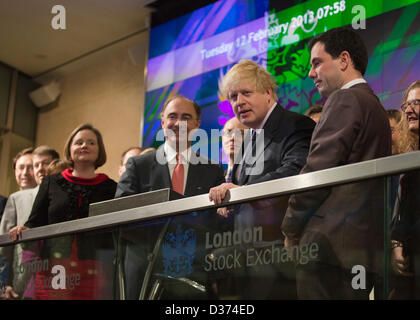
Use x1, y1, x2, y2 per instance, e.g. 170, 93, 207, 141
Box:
116, 94, 225, 300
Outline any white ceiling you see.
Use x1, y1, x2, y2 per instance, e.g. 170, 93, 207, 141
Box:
0, 0, 155, 81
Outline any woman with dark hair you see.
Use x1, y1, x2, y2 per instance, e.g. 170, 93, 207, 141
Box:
390, 80, 420, 299
9, 124, 117, 300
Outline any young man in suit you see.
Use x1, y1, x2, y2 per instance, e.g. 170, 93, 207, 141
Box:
208, 59, 315, 299
0, 146, 59, 299
281, 27, 392, 299
116, 95, 225, 300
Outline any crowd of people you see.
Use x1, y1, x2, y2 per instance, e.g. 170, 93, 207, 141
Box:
0, 26, 419, 300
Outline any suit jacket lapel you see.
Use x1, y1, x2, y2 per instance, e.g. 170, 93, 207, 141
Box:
232, 131, 248, 185
185, 162, 204, 196
232, 162, 240, 185
239, 105, 283, 185
153, 147, 171, 189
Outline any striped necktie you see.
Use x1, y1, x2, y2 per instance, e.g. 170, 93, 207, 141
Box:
225, 167, 233, 183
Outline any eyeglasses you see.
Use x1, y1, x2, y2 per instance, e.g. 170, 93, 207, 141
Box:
401, 99, 420, 112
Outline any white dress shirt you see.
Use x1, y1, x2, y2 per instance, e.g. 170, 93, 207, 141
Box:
341, 78, 367, 89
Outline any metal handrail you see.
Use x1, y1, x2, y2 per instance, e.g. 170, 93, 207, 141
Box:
1, 151, 419, 246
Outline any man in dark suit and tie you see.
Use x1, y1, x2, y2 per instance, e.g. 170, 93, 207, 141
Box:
116, 95, 225, 299
281, 27, 392, 299
209, 59, 315, 206
209, 59, 315, 299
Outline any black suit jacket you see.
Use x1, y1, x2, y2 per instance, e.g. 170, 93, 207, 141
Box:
116, 147, 225, 198
23, 173, 117, 263
229, 104, 315, 244
115, 146, 225, 299
233, 104, 315, 186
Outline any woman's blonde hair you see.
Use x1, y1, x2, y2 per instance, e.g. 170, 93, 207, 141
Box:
396, 80, 420, 153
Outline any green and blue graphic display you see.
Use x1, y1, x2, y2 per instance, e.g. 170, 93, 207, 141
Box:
143, 0, 420, 154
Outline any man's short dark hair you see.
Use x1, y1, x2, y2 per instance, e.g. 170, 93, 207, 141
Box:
33, 145, 60, 161
309, 27, 368, 75
13, 147, 33, 169
161, 95, 202, 120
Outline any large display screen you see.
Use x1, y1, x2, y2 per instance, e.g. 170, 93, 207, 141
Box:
143, 0, 420, 161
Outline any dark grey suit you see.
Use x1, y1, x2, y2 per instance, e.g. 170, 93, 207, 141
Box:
0, 187, 39, 297
231, 104, 315, 242
116, 147, 224, 198
281, 83, 392, 299
116, 147, 225, 300
225, 104, 314, 299
233, 103, 315, 186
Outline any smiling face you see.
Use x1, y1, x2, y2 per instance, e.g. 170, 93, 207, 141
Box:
309, 42, 344, 97
70, 129, 99, 166
404, 88, 420, 133
160, 97, 201, 150
227, 79, 272, 129
15, 154, 36, 190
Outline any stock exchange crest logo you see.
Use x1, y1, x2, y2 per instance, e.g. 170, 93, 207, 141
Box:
0, 257, 8, 295
162, 224, 196, 278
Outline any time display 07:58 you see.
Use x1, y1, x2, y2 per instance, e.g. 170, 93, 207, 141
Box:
290, 0, 346, 28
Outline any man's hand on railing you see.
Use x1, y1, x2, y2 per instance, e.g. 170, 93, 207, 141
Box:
0, 286, 19, 300
209, 183, 238, 205
216, 206, 235, 218
8, 226, 29, 241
